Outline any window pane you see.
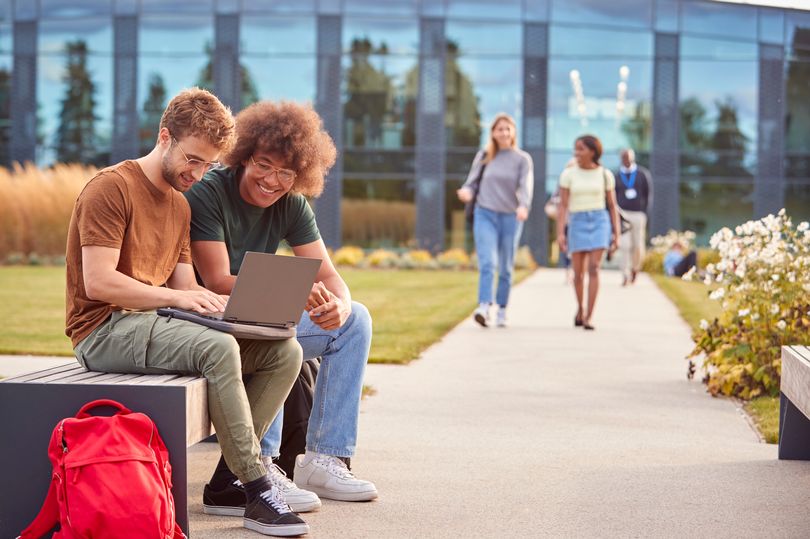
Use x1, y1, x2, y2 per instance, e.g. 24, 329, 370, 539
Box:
787, 12, 810, 57
655, 0, 678, 33
140, 16, 213, 54
680, 181, 754, 244
550, 25, 653, 59
551, 0, 652, 29
680, 36, 757, 61
242, 16, 316, 55
786, 56, 810, 156
341, 179, 415, 248
446, 21, 522, 56
446, 0, 521, 21
0, 22, 10, 53
680, 60, 758, 181
0, 52, 10, 166
448, 57, 522, 148
344, 149, 415, 175
759, 8, 784, 45
342, 18, 418, 55
243, 0, 316, 13
681, 1, 757, 41
141, 0, 214, 14
342, 52, 417, 149
547, 59, 653, 154
38, 19, 113, 165
785, 154, 810, 180
242, 57, 315, 104
344, 0, 417, 17
40, 0, 111, 18
785, 183, 810, 223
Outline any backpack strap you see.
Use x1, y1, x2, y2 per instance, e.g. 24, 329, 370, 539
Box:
76, 399, 131, 418
17, 478, 59, 539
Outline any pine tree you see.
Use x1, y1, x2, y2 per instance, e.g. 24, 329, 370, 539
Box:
0, 68, 10, 166
55, 40, 98, 164
197, 42, 259, 111
140, 72, 167, 154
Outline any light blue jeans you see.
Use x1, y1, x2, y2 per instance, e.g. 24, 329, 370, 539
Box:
474, 205, 523, 307
261, 301, 372, 459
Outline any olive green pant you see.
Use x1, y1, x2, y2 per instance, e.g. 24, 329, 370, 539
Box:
74, 310, 303, 483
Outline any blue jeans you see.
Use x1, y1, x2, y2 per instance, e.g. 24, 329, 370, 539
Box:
473, 205, 523, 307
260, 301, 372, 459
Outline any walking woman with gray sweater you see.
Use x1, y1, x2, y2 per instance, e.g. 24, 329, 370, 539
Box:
457, 113, 534, 328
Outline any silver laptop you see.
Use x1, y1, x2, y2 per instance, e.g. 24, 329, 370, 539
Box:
158, 252, 321, 332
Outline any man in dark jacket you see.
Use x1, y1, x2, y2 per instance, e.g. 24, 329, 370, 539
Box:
614, 148, 653, 285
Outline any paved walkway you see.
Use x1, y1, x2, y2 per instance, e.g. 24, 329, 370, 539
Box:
5, 270, 810, 537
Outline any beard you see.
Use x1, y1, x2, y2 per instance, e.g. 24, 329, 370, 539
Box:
161, 153, 190, 192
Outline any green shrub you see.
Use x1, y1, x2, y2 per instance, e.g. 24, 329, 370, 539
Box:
641, 251, 664, 274
687, 210, 810, 399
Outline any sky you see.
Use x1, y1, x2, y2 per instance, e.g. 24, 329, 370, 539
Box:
712, 0, 810, 9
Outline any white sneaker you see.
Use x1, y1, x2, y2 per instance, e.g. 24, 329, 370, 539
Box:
262, 456, 322, 513
473, 303, 490, 327
293, 453, 378, 502
496, 307, 507, 327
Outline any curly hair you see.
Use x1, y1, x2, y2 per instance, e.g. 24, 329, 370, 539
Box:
160, 87, 235, 153
224, 101, 337, 197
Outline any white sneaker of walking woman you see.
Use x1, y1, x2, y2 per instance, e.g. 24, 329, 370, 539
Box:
294, 452, 378, 501
473, 303, 490, 327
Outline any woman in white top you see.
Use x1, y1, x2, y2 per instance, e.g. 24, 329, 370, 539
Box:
556, 135, 620, 330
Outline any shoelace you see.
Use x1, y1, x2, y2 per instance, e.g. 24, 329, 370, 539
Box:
315, 455, 355, 480
259, 486, 291, 515
267, 463, 296, 492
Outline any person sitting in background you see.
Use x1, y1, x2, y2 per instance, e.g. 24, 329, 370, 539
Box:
663, 241, 697, 278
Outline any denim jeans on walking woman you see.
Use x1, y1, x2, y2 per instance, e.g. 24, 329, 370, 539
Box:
473, 205, 523, 307
261, 301, 372, 459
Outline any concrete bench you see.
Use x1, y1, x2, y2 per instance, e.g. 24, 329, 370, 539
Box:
778, 345, 810, 460
0, 362, 213, 538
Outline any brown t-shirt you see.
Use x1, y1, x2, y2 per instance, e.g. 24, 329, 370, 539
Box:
65, 160, 192, 347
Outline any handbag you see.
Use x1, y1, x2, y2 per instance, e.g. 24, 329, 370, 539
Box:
464, 154, 487, 225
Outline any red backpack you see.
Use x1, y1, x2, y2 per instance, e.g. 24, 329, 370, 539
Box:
19, 399, 185, 539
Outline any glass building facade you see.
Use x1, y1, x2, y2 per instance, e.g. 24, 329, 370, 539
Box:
2, 0, 809, 261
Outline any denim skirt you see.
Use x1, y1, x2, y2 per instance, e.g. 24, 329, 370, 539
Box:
568, 209, 610, 253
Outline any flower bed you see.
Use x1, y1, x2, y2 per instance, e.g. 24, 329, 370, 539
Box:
687, 210, 810, 399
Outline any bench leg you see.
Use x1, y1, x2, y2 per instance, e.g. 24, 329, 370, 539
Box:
778, 392, 810, 460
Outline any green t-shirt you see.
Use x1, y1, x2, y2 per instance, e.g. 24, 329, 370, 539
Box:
185, 166, 321, 275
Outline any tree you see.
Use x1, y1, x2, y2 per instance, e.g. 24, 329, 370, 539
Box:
197, 42, 259, 111
0, 68, 10, 166
140, 72, 167, 154
707, 98, 750, 179
343, 37, 394, 148
401, 39, 482, 148
56, 40, 98, 164
620, 101, 651, 153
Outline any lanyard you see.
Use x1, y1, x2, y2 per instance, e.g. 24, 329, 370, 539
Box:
619, 170, 637, 190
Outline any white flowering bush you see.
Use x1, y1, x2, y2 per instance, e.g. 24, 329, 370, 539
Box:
688, 210, 810, 398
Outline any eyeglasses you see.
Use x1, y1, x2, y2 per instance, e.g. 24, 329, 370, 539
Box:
172, 137, 221, 172
250, 156, 297, 184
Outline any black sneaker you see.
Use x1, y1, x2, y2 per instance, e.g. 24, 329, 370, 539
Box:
243, 486, 309, 537
203, 479, 246, 517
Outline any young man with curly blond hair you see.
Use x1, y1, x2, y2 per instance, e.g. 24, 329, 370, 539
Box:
66, 88, 310, 537
186, 101, 378, 515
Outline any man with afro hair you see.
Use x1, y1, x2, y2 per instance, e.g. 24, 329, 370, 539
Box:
186, 101, 378, 517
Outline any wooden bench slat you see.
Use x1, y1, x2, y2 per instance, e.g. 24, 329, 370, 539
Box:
15, 365, 87, 384
46, 370, 106, 383
1, 362, 81, 383
129, 374, 184, 385
87, 373, 146, 384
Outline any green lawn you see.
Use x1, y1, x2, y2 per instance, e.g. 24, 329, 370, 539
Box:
0, 266, 528, 364
650, 273, 779, 444
0, 267, 73, 356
